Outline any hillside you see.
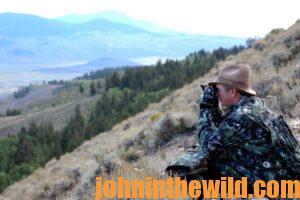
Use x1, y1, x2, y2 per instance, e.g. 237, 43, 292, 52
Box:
0, 81, 102, 136
0, 20, 299, 199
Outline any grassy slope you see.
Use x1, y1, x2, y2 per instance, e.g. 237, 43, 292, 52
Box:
1, 21, 300, 199
0, 80, 103, 137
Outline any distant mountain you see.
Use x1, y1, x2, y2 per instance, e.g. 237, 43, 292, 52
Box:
0, 12, 246, 71
0, 13, 72, 37
0, 12, 149, 37
55, 10, 166, 33
35, 57, 139, 73
84, 57, 139, 67
56, 11, 140, 24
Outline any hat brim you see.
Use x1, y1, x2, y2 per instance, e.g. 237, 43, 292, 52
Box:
208, 80, 256, 96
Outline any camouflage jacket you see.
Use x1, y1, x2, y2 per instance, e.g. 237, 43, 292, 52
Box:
197, 95, 300, 184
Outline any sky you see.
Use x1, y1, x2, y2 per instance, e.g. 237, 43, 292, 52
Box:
0, 0, 299, 37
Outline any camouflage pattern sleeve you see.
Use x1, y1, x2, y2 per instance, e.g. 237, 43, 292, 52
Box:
197, 85, 222, 131
197, 111, 252, 163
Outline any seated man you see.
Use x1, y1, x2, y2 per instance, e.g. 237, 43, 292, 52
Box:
166, 64, 300, 193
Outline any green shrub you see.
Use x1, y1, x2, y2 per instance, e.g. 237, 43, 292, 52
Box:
119, 149, 140, 162
253, 41, 266, 51
122, 138, 134, 150
253, 77, 281, 97
270, 52, 291, 70
270, 28, 284, 35
6, 108, 21, 116
14, 86, 32, 99
0, 172, 11, 192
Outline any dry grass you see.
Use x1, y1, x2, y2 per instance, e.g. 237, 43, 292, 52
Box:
0, 95, 99, 136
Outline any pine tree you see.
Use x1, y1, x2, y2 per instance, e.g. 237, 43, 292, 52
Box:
111, 72, 121, 87
15, 134, 35, 164
79, 83, 84, 94
96, 81, 101, 89
89, 82, 96, 96
61, 105, 86, 152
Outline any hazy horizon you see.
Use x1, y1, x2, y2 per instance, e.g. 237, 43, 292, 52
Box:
0, 0, 299, 37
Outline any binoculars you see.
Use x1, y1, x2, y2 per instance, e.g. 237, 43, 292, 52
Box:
200, 84, 218, 93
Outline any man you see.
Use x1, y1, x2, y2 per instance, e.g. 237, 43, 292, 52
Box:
166, 64, 300, 192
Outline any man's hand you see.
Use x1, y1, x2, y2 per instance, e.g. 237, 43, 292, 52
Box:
199, 84, 218, 109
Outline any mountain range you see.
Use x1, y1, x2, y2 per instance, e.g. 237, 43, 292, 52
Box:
55, 10, 165, 33
0, 12, 246, 71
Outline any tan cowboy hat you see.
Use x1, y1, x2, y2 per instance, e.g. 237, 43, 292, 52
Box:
210, 64, 256, 95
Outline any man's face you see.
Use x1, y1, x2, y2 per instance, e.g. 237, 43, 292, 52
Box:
215, 84, 236, 106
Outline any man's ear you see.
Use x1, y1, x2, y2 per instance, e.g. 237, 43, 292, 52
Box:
231, 88, 238, 97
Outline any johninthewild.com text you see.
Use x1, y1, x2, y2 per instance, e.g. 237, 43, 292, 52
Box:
95, 176, 299, 199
